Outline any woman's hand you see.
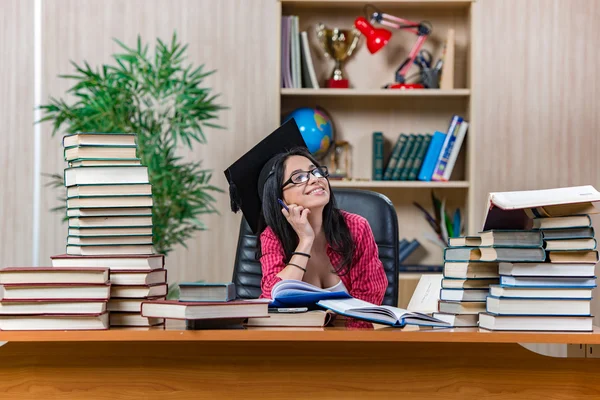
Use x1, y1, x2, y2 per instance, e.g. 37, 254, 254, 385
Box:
281, 203, 315, 243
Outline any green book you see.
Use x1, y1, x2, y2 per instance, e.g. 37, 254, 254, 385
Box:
372, 132, 384, 180
383, 134, 408, 180
391, 134, 416, 180
408, 134, 432, 180
399, 134, 424, 181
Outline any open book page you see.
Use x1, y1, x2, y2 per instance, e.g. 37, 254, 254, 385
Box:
271, 280, 330, 297
318, 298, 451, 327
269, 280, 351, 308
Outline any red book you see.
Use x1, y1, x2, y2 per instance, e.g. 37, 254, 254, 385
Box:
141, 299, 270, 320
0, 267, 108, 284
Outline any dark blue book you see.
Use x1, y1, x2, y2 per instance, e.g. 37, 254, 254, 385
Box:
399, 239, 421, 264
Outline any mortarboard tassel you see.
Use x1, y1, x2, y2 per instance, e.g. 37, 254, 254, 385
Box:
229, 182, 241, 213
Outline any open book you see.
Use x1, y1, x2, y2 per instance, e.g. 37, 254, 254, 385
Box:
482, 185, 600, 231
317, 298, 450, 328
269, 279, 351, 308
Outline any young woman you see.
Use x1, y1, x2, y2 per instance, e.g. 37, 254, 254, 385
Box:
257, 147, 388, 305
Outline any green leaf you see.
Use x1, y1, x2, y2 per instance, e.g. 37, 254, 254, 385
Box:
37, 33, 225, 256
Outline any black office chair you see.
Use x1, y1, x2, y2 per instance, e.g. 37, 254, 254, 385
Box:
231, 188, 400, 306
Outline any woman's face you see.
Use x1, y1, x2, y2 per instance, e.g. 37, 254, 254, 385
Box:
281, 155, 330, 209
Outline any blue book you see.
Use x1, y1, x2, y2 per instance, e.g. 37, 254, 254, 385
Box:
178, 282, 236, 302
399, 239, 421, 264
269, 280, 351, 308
418, 131, 446, 181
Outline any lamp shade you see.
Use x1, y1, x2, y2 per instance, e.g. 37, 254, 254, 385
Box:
354, 17, 391, 54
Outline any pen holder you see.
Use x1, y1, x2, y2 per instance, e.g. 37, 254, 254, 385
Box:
421, 69, 440, 89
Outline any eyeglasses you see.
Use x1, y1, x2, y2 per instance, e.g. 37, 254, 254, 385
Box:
282, 166, 329, 188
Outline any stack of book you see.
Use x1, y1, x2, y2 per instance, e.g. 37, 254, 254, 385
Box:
0, 267, 110, 330
62, 132, 154, 257
51, 254, 167, 327
479, 213, 598, 332
433, 230, 546, 327
54, 132, 167, 327
372, 114, 469, 182
140, 282, 270, 329
468, 185, 600, 332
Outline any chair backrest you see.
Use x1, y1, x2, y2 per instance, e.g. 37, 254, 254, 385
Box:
231, 188, 400, 306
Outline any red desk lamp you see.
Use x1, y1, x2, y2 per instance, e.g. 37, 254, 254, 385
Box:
355, 4, 432, 89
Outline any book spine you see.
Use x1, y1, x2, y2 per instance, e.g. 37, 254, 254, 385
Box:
408, 134, 432, 181
442, 121, 469, 181
432, 115, 463, 181
391, 134, 416, 180
408, 133, 431, 181
418, 131, 446, 181
372, 132, 384, 180
399, 239, 421, 264
399, 134, 423, 181
383, 134, 407, 180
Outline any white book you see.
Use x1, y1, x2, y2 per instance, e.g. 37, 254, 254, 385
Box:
66, 244, 154, 256
407, 274, 442, 314
441, 121, 468, 181
0, 313, 109, 331
109, 269, 167, 286
482, 185, 600, 231
498, 262, 595, 277
68, 215, 153, 228
486, 297, 591, 315
479, 313, 593, 332
68, 227, 153, 236
63, 133, 136, 147
67, 235, 153, 246
110, 284, 167, 299
51, 254, 164, 271
109, 312, 164, 327
490, 285, 593, 299
67, 195, 153, 209
67, 184, 152, 197
432, 312, 478, 327
291, 16, 302, 88
67, 208, 152, 218
108, 297, 164, 312
141, 299, 271, 320
300, 31, 319, 88
0, 284, 111, 301
0, 300, 106, 315
64, 166, 149, 187
439, 288, 488, 302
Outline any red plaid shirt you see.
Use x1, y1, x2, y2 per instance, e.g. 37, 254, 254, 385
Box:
259, 210, 388, 306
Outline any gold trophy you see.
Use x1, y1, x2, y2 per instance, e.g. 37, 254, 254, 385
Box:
316, 23, 361, 88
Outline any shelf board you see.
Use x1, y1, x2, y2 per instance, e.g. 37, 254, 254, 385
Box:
329, 180, 470, 189
281, 0, 474, 7
281, 88, 471, 97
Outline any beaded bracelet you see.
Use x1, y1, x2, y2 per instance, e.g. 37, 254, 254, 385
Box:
287, 262, 306, 272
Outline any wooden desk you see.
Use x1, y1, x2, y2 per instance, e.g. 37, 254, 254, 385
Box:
1, 323, 600, 399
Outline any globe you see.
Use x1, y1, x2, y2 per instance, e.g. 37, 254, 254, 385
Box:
284, 107, 334, 159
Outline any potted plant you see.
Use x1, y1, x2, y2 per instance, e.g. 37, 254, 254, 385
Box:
38, 33, 225, 259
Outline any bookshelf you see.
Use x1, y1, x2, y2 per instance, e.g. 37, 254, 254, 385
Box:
277, 0, 475, 304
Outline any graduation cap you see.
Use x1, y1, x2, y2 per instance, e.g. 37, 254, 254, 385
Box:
224, 118, 308, 234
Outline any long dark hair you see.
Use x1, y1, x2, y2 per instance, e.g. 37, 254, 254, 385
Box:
257, 147, 355, 275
